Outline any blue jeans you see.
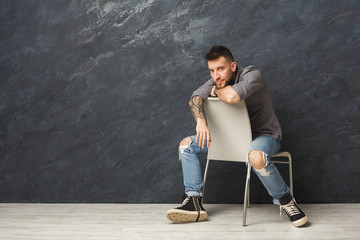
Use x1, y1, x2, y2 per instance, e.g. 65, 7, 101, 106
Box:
179, 135, 290, 204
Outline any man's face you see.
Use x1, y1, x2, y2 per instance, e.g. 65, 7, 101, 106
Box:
208, 56, 237, 89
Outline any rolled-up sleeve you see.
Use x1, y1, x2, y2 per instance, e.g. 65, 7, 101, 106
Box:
231, 68, 265, 100
190, 79, 214, 101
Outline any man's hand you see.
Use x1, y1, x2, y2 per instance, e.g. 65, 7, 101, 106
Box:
210, 86, 217, 97
196, 118, 211, 148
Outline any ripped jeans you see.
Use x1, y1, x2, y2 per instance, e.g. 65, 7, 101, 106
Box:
179, 135, 290, 204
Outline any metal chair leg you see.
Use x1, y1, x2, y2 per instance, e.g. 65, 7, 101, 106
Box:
202, 158, 211, 204
288, 154, 294, 196
247, 179, 250, 208
243, 163, 251, 226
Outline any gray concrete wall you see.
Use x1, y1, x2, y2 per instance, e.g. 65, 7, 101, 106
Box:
1, 0, 359, 203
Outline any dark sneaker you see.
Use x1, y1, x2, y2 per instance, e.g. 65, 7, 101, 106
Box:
166, 195, 208, 223
279, 194, 308, 227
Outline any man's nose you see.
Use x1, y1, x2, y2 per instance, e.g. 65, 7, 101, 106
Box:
214, 71, 220, 79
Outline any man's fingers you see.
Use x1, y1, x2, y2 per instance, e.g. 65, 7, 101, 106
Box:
207, 132, 211, 148
201, 132, 206, 149
201, 132, 206, 148
196, 129, 211, 149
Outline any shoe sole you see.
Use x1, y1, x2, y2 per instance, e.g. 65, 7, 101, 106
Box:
166, 209, 208, 223
292, 215, 308, 227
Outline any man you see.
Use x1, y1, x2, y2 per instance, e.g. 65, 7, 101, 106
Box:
166, 46, 308, 227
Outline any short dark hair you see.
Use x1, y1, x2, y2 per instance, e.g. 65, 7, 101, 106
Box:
205, 46, 234, 62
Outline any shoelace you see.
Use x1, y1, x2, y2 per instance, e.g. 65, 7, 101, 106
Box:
179, 197, 190, 207
280, 199, 301, 216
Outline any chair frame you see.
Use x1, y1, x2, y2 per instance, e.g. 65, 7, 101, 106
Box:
202, 98, 294, 226
203, 152, 293, 226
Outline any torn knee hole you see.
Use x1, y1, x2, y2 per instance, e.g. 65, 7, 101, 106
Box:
249, 150, 267, 170
179, 137, 191, 147
249, 150, 270, 176
179, 137, 192, 156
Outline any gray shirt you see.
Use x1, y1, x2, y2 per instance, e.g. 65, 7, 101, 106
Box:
191, 66, 282, 140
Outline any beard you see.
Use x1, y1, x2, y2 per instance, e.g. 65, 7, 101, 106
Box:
216, 73, 236, 89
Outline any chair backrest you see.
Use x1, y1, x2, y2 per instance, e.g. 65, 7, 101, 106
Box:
204, 97, 252, 162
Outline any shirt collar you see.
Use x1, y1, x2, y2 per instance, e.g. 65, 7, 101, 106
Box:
235, 66, 244, 84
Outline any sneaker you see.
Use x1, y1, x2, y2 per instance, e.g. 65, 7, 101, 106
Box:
166, 194, 208, 223
279, 194, 308, 227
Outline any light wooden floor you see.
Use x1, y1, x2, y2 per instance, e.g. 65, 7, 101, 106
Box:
0, 203, 359, 240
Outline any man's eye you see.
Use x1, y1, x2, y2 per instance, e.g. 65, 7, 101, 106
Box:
219, 68, 224, 71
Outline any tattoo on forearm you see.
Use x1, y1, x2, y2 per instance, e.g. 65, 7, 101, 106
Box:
189, 96, 205, 120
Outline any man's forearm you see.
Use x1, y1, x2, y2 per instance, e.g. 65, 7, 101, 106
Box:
217, 86, 241, 104
189, 95, 211, 148
189, 96, 205, 121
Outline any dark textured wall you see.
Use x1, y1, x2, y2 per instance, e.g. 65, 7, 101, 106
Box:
1, 0, 359, 203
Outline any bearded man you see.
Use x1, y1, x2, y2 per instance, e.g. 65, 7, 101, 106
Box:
166, 46, 308, 227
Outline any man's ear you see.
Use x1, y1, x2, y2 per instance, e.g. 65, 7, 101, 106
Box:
231, 62, 237, 72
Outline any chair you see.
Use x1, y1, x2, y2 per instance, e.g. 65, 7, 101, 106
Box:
203, 97, 293, 226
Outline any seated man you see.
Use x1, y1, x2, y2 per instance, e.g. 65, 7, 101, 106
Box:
166, 46, 308, 227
